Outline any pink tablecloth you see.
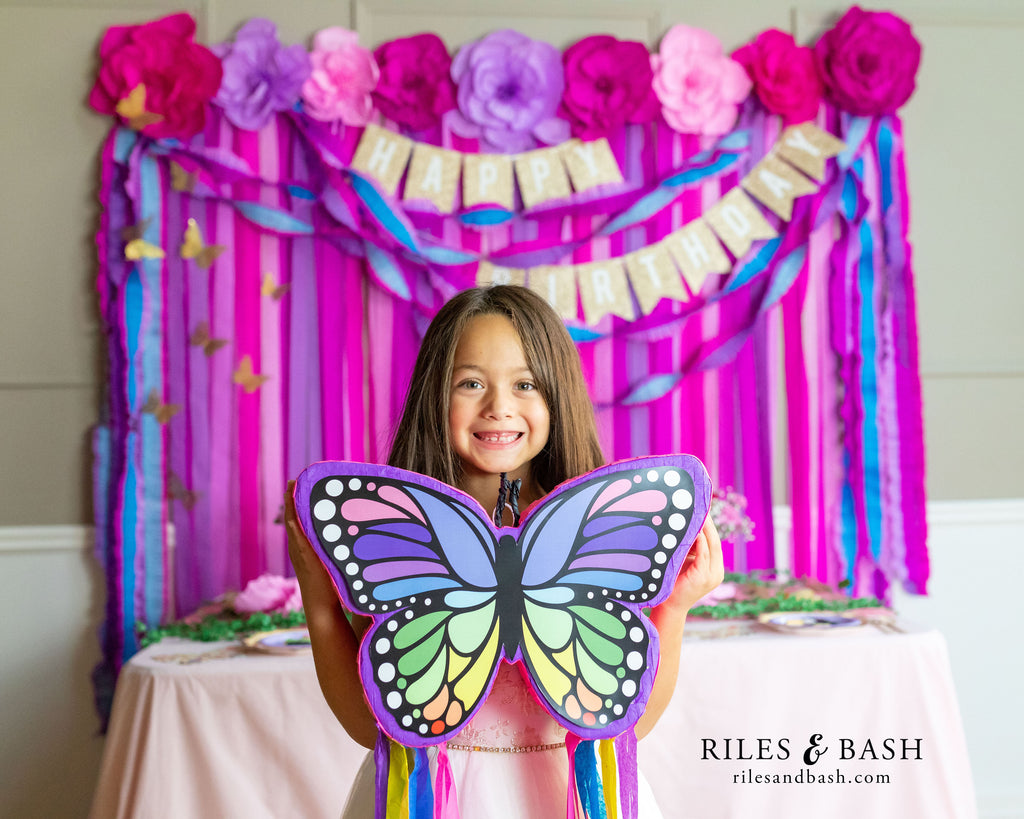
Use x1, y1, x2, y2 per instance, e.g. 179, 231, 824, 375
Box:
89, 619, 976, 818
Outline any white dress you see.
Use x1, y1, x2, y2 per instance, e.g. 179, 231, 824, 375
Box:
342, 664, 665, 818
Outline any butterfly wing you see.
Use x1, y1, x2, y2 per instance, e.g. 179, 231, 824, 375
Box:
294, 462, 505, 746
514, 454, 711, 739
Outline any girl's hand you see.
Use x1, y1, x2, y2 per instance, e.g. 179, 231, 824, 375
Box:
658, 517, 725, 617
284, 481, 348, 615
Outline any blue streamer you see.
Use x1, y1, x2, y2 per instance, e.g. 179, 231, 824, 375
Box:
622, 373, 683, 405
459, 208, 514, 226
349, 172, 419, 251
724, 236, 782, 292
575, 740, 608, 819
409, 748, 433, 818
364, 242, 411, 300
568, 326, 606, 342
122, 269, 143, 661
233, 201, 314, 235
138, 153, 165, 629
287, 184, 317, 200
415, 244, 479, 266
762, 245, 808, 310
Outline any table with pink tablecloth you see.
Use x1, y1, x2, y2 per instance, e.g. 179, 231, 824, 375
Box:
89, 619, 976, 819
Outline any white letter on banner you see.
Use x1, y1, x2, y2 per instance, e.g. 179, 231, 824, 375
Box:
785, 127, 820, 158
573, 141, 600, 179
420, 155, 443, 194
367, 137, 398, 177
530, 156, 551, 191
478, 162, 498, 198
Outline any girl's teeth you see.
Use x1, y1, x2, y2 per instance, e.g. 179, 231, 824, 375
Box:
477, 432, 520, 443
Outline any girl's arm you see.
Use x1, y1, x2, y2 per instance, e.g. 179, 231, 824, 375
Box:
635, 517, 724, 739
285, 482, 379, 749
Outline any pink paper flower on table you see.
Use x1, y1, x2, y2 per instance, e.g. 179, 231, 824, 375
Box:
88, 12, 223, 140
213, 19, 311, 131
694, 581, 738, 607
302, 27, 379, 124
651, 24, 752, 136
234, 573, 303, 614
733, 29, 822, 124
561, 34, 659, 138
372, 33, 456, 131
814, 6, 921, 115
448, 29, 569, 152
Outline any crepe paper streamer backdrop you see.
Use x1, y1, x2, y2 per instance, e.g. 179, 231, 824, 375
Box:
91, 96, 928, 724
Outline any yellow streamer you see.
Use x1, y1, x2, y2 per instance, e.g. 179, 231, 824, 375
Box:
600, 738, 618, 819
385, 739, 411, 819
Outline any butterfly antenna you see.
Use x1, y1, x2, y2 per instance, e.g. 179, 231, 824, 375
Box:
493, 473, 509, 527
508, 478, 522, 527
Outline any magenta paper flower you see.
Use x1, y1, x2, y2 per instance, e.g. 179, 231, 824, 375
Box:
301, 27, 379, 124
561, 35, 659, 138
212, 19, 311, 131
814, 6, 921, 115
234, 574, 303, 614
449, 29, 569, 152
651, 24, 752, 136
372, 33, 455, 131
733, 29, 822, 124
89, 12, 223, 139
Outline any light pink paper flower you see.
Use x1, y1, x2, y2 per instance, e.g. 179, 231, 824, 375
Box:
301, 27, 379, 124
651, 24, 752, 136
233, 573, 303, 614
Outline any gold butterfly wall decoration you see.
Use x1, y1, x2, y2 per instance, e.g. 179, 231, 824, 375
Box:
141, 388, 181, 424
170, 161, 198, 193
189, 321, 229, 356
261, 272, 291, 300
167, 472, 201, 511
233, 355, 270, 393
180, 218, 226, 269
124, 238, 166, 261
115, 85, 164, 131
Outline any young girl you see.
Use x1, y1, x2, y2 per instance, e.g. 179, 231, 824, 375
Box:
285, 285, 724, 817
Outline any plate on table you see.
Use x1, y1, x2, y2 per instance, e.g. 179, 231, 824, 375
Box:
242, 627, 312, 654
758, 612, 864, 635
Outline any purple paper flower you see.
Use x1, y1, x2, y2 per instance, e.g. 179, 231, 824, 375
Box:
213, 19, 311, 131
561, 35, 659, 138
448, 29, 569, 152
814, 6, 921, 115
652, 24, 752, 136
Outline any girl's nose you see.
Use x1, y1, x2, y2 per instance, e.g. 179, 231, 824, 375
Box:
483, 387, 513, 418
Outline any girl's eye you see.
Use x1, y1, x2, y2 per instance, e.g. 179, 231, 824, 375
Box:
516, 381, 537, 392
457, 379, 483, 390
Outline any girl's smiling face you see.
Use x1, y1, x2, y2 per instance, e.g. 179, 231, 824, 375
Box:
448, 314, 551, 493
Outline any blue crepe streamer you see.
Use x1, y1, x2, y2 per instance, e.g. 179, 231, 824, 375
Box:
575, 740, 608, 819
233, 201, 314, 235
409, 747, 433, 818
364, 242, 412, 300
459, 208, 514, 226
349, 172, 420, 252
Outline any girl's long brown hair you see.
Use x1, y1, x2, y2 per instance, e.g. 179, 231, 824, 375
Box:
388, 286, 604, 493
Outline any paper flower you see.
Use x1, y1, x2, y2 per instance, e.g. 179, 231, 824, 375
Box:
560, 35, 659, 138
212, 18, 311, 131
448, 29, 569, 152
88, 12, 223, 139
732, 29, 822, 124
651, 24, 752, 136
814, 6, 921, 115
372, 33, 456, 131
233, 573, 303, 614
709, 487, 755, 545
301, 27, 379, 124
